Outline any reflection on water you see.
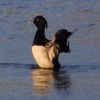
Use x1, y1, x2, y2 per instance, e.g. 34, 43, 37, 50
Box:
31, 68, 71, 96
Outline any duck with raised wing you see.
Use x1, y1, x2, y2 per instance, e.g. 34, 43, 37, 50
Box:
32, 15, 72, 68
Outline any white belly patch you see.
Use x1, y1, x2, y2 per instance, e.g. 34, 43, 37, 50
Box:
32, 45, 54, 68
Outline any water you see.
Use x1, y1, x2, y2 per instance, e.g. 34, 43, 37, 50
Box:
0, 0, 100, 100
0, 63, 100, 100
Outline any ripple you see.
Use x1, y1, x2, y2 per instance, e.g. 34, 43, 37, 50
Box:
5, 8, 20, 15
79, 9, 99, 14
0, 63, 34, 69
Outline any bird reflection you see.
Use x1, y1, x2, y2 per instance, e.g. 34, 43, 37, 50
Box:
31, 67, 71, 96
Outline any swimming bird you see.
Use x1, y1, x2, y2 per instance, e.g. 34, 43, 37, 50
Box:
32, 15, 72, 68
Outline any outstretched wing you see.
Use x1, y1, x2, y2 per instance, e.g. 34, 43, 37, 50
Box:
54, 29, 72, 53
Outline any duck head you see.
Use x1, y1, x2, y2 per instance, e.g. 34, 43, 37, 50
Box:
55, 29, 72, 53
33, 15, 48, 30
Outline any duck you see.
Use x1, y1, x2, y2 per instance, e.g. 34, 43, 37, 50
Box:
32, 15, 72, 68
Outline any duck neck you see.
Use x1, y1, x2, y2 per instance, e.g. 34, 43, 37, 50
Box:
33, 29, 46, 46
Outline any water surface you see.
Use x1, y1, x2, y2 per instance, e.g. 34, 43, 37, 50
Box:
0, 63, 100, 100
0, 0, 100, 65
